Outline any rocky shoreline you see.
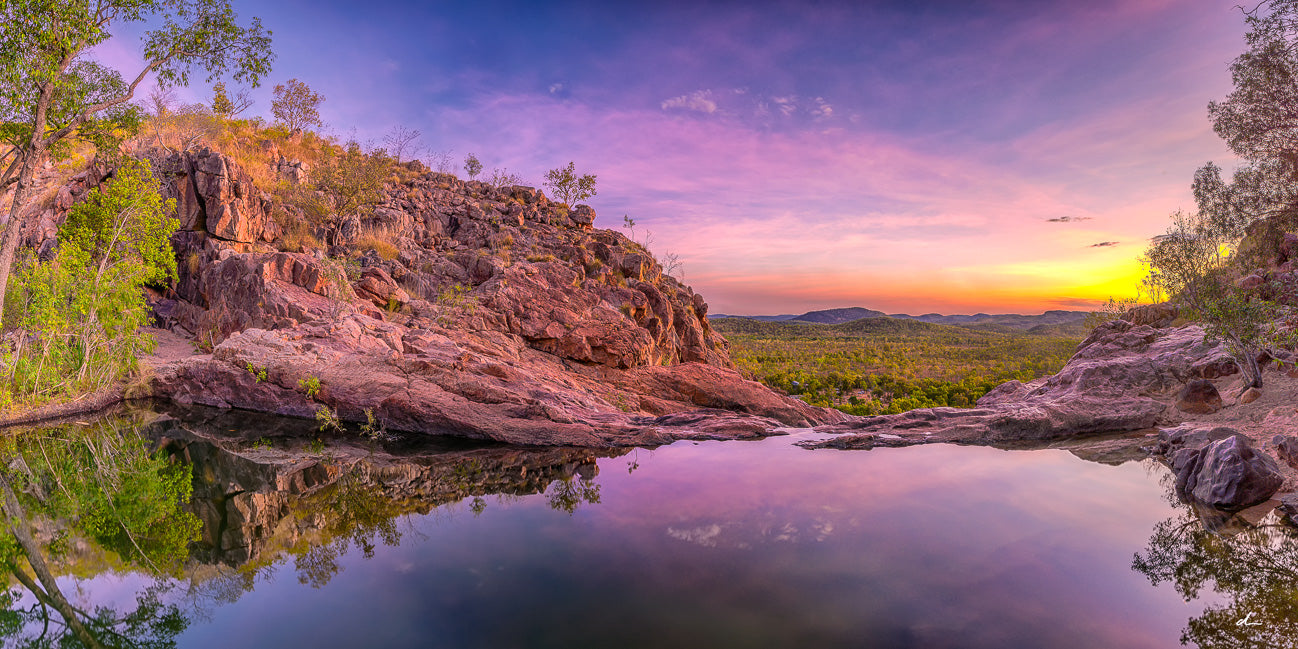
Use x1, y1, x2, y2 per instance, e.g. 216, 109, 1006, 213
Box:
11, 146, 1298, 521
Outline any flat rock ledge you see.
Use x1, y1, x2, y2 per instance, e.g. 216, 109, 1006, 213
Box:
797, 396, 1165, 450
149, 317, 845, 448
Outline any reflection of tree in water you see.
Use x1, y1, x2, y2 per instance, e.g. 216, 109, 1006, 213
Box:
1133, 506, 1298, 648
0, 420, 201, 648
172, 436, 618, 592
291, 470, 405, 589
286, 460, 604, 587
546, 477, 601, 515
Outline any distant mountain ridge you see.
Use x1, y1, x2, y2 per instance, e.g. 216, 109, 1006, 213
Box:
712, 306, 1090, 332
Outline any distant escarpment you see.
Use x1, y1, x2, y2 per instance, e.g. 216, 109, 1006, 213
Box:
17, 146, 838, 445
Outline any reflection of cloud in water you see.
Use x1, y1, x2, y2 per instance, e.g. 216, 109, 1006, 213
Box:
773, 522, 797, 542
667, 524, 722, 547
812, 520, 833, 541
667, 517, 837, 547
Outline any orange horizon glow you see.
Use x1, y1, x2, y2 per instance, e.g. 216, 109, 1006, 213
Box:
94, 0, 1248, 316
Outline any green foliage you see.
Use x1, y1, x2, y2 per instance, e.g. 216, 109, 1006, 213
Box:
0, 421, 198, 648
1141, 195, 1283, 389
1083, 296, 1138, 331
311, 140, 392, 220
314, 405, 343, 433
713, 317, 1078, 415
0, 0, 271, 341
543, 161, 597, 205
433, 283, 476, 326
1201, 283, 1281, 389
245, 362, 267, 382
211, 81, 234, 116
1141, 210, 1232, 312
359, 408, 386, 440
3, 160, 178, 402
0, 0, 271, 197
298, 375, 322, 400
464, 153, 482, 179
1192, 2, 1298, 237
1, 420, 202, 573
271, 78, 323, 132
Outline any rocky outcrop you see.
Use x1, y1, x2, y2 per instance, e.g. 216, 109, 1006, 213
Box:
151, 313, 835, 447
123, 149, 839, 446
150, 147, 276, 244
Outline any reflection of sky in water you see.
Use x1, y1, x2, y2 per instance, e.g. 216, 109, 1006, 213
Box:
171, 435, 1204, 649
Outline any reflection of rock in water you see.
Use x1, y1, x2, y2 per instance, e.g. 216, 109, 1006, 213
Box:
1133, 503, 1298, 649
143, 409, 625, 568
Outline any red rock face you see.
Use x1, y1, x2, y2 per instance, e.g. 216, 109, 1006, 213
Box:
123, 150, 835, 445
152, 147, 276, 244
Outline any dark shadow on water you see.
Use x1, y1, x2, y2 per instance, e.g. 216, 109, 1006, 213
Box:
149, 402, 507, 456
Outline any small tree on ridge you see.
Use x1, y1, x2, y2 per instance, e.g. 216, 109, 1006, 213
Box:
272, 78, 323, 132
544, 161, 596, 205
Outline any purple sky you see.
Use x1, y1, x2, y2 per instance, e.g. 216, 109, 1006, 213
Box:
98, 0, 1247, 315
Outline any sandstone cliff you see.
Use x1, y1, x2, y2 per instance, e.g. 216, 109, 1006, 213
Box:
10, 147, 839, 445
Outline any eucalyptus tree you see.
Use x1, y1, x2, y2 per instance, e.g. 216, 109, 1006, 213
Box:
1141, 1, 1298, 389
1192, 0, 1298, 246
0, 0, 274, 317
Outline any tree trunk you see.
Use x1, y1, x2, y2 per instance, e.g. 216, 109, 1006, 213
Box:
0, 471, 109, 649
1244, 350, 1264, 390
0, 149, 45, 318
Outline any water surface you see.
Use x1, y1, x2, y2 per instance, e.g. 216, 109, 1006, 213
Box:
9, 415, 1294, 649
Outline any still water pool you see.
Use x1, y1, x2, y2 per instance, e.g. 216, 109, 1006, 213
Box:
9, 414, 1296, 649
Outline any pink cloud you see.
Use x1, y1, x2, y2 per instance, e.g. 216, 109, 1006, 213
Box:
420, 85, 1236, 314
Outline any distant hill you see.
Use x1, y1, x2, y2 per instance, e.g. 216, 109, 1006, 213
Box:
711, 315, 1016, 339
712, 306, 1089, 333
788, 307, 889, 324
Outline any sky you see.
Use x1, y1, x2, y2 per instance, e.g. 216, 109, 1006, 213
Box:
96, 0, 1250, 315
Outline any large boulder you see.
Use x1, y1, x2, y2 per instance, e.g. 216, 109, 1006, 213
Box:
1156, 424, 1239, 455
1176, 379, 1223, 414
1171, 435, 1283, 511
1123, 303, 1177, 328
